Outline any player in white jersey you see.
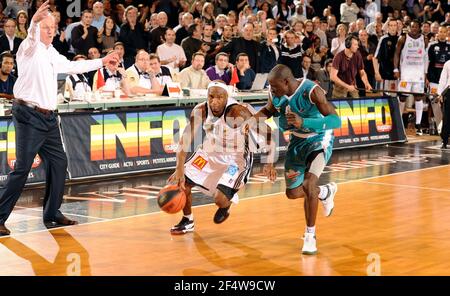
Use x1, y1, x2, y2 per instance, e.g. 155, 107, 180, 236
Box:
168, 81, 276, 234
394, 21, 429, 135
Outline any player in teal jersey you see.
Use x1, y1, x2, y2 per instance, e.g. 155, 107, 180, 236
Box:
254, 64, 341, 255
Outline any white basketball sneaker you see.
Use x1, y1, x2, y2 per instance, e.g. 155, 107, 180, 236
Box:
302, 233, 317, 255
320, 182, 337, 217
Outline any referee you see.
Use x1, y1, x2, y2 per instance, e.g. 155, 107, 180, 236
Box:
0, 1, 119, 236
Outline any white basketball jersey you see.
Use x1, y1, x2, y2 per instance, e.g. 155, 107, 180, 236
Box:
400, 34, 426, 82
203, 97, 248, 155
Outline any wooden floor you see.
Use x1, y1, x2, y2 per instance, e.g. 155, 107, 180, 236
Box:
1, 165, 449, 275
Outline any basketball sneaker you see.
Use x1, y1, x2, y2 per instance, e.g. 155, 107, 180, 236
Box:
170, 216, 194, 235
320, 182, 337, 217
213, 205, 230, 224
302, 233, 317, 255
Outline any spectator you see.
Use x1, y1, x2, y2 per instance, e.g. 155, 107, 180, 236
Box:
340, 0, 359, 24
181, 23, 204, 67
3, 0, 29, 19
150, 12, 169, 53
315, 59, 334, 99
64, 55, 92, 101
278, 30, 311, 79
0, 51, 16, 99
202, 23, 217, 68
312, 16, 328, 48
235, 53, 256, 90
119, 5, 150, 69
326, 15, 338, 48
91, 1, 106, 30
71, 10, 101, 56
175, 12, 194, 45
381, 0, 394, 22
88, 47, 101, 60
304, 20, 319, 45
367, 12, 382, 36
93, 55, 131, 95
272, 0, 293, 29
98, 17, 119, 55
156, 28, 187, 72
301, 55, 315, 80
331, 35, 372, 98
222, 23, 260, 72
0, 19, 22, 55
113, 42, 125, 68
201, 2, 215, 25
259, 1, 274, 20
126, 50, 162, 95
357, 29, 377, 96
52, 11, 69, 58
148, 53, 173, 88
260, 28, 280, 74
331, 24, 348, 56
212, 14, 228, 41
291, 3, 307, 23
205, 52, 231, 84
178, 52, 210, 89
364, 0, 378, 25
15, 10, 28, 40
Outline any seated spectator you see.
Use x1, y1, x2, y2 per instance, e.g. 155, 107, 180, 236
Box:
205, 52, 231, 84
64, 55, 92, 101
71, 10, 101, 56
0, 19, 22, 55
315, 59, 334, 99
156, 28, 187, 72
88, 47, 101, 60
259, 28, 280, 74
0, 51, 16, 99
93, 56, 131, 96
148, 54, 173, 88
126, 50, 162, 95
91, 1, 106, 30
98, 17, 119, 55
235, 53, 256, 90
301, 55, 315, 80
178, 52, 211, 89
113, 42, 125, 67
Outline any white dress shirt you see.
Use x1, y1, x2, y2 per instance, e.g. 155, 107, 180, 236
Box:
438, 60, 450, 96
6, 34, 14, 51
14, 20, 103, 110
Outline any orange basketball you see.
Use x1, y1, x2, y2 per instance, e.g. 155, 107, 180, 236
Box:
157, 184, 186, 214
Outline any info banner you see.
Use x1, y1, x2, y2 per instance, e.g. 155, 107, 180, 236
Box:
0, 96, 405, 183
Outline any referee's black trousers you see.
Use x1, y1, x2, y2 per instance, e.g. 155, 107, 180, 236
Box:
0, 103, 68, 225
441, 93, 450, 146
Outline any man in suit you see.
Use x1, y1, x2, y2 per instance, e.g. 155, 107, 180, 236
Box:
0, 19, 23, 55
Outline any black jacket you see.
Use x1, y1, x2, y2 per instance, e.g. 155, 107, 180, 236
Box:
259, 41, 279, 74
0, 35, 22, 55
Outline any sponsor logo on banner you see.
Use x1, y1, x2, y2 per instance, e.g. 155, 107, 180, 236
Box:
192, 156, 208, 170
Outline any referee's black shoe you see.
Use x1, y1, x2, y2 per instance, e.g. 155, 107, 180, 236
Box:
44, 216, 78, 229
0, 224, 10, 236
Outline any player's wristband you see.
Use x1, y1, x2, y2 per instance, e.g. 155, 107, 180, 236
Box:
393, 68, 399, 73
302, 114, 341, 130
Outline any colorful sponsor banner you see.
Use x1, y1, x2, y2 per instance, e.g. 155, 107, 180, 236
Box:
0, 96, 405, 183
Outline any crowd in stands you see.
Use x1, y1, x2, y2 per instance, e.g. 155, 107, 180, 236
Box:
0, 0, 449, 133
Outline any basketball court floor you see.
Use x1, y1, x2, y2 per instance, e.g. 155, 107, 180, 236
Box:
0, 135, 449, 276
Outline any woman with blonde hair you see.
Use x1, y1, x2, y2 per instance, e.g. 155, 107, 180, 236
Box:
330, 23, 348, 56
201, 2, 215, 25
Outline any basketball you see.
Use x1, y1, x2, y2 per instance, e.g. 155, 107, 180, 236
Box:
157, 184, 186, 214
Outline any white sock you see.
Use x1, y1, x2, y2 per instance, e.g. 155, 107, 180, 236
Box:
415, 100, 424, 125
398, 99, 406, 114
184, 214, 193, 220
318, 185, 329, 200
306, 226, 316, 234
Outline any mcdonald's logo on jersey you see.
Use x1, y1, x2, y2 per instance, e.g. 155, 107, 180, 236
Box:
192, 156, 208, 170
